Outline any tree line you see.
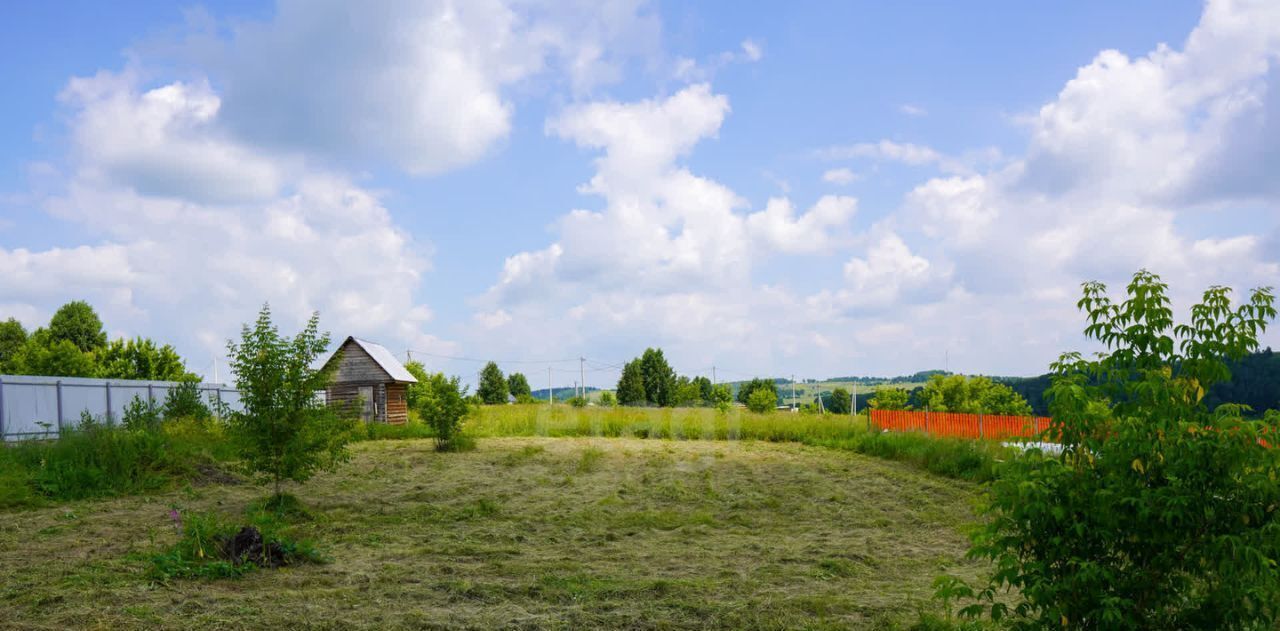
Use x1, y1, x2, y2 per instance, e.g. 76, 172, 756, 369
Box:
0, 301, 195, 381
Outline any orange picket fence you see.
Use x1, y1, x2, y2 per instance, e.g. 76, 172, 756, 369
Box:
869, 409, 1054, 442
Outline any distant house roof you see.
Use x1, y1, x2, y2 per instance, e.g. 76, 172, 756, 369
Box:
340, 336, 418, 383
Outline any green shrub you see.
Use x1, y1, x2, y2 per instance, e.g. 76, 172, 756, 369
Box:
944, 271, 1280, 629
162, 380, 211, 421
746, 388, 776, 413
122, 395, 162, 432
417, 372, 473, 451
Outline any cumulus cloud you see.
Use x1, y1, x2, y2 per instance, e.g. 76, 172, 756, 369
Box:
5, 69, 450, 369
821, 167, 859, 185
202, 0, 660, 175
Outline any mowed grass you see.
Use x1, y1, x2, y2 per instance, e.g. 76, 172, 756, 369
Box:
0, 437, 986, 630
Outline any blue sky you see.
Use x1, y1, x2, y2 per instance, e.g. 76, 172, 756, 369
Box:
1, 1, 1277, 388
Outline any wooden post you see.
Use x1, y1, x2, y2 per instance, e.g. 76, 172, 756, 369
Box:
924, 409, 930, 435
979, 414, 984, 439
105, 382, 113, 425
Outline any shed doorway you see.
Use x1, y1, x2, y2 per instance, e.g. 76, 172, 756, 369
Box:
358, 385, 374, 421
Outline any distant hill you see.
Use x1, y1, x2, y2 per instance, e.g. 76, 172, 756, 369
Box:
997, 348, 1280, 417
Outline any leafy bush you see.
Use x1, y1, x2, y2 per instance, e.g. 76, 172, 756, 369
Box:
746, 388, 776, 413
870, 387, 910, 410
163, 380, 212, 421
569, 396, 588, 408
122, 395, 163, 432
598, 391, 616, 407
943, 271, 1280, 629
418, 372, 473, 451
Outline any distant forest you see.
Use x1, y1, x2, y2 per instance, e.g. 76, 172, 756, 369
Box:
997, 348, 1280, 417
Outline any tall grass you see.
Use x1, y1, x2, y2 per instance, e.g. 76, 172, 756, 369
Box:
0, 417, 233, 509
469, 404, 1009, 482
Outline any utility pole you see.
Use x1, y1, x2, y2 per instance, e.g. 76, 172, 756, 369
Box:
213, 355, 219, 385
712, 366, 716, 385
406, 349, 413, 364
580, 357, 586, 401
791, 375, 796, 410
817, 378, 825, 414
852, 382, 857, 419
548, 367, 553, 405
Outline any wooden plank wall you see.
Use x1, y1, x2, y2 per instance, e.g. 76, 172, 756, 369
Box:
385, 383, 408, 425
331, 340, 390, 384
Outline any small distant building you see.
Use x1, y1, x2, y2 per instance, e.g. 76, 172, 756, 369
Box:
323, 336, 417, 425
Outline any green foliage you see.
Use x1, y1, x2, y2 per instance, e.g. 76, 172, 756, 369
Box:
477, 361, 508, 404
919, 374, 1033, 416
97, 337, 193, 381
0, 317, 27, 372
403, 360, 430, 409
693, 376, 713, 403
870, 387, 911, 410
673, 375, 701, 406
507, 372, 532, 399
827, 387, 852, 414
48, 300, 107, 353
418, 371, 473, 451
616, 359, 647, 406
736, 378, 778, 406
122, 395, 163, 432
709, 383, 732, 407
746, 388, 777, 413
225, 305, 355, 497
163, 380, 212, 421
598, 391, 616, 407
568, 395, 588, 408
11, 333, 97, 377
640, 348, 676, 407
949, 270, 1280, 629
0, 418, 232, 507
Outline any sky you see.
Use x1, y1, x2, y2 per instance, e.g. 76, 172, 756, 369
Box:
1, 0, 1278, 389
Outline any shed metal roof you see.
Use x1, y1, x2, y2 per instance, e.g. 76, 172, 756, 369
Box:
345, 336, 417, 383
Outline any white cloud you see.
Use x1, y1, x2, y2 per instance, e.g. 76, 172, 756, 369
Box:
821, 167, 859, 185
741, 39, 763, 62
746, 196, 856, 255
5, 70, 450, 370
199, 0, 660, 175
899, 104, 927, 117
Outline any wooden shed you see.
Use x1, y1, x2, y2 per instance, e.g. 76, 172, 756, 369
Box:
323, 336, 417, 425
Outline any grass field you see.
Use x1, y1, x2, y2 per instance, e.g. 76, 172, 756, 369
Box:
0, 436, 986, 629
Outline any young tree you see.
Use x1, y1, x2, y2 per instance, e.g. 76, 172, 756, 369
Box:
709, 383, 733, 408
616, 359, 646, 406
477, 361, 508, 404
598, 391, 616, 407
162, 379, 212, 421
693, 376, 713, 403
639, 348, 676, 407
418, 372, 471, 451
869, 387, 910, 410
226, 305, 355, 500
746, 388, 777, 413
827, 387, 852, 414
48, 300, 107, 353
943, 271, 1280, 629
507, 372, 532, 399
0, 317, 27, 372
673, 376, 701, 407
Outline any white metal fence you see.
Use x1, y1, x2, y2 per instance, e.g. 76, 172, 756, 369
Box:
0, 374, 242, 440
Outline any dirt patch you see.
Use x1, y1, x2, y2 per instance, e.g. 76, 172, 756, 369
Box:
220, 526, 289, 568
190, 462, 242, 487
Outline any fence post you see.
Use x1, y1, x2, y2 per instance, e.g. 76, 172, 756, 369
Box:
0, 375, 5, 440
979, 414, 984, 440
56, 380, 64, 433
147, 383, 154, 406
105, 381, 113, 426
924, 409, 930, 435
